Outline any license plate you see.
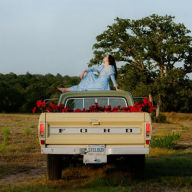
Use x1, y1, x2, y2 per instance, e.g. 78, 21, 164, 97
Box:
87, 145, 105, 154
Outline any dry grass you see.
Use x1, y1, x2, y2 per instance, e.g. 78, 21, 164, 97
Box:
0, 112, 192, 192
0, 114, 45, 182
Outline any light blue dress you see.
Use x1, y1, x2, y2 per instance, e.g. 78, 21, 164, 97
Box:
69, 64, 118, 91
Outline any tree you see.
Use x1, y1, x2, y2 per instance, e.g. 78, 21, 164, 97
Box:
90, 14, 192, 116
0, 73, 80, 113
0, 81, 24, 112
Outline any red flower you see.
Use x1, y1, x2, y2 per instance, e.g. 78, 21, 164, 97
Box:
149, 106, 154, 113
82, 108, 89, 112
36, 100, 42, 108
64, 108, 69, 112
82, 107, 88, 112
148, 102, 152, 107
36, 100, 46, 108
46, 107, 52, 112
33, 97, 154, 113
117, 105, 121, 110
32, 106, 36, 113
112, 107, 118, 112
58, 104, 64, 108
143, 97, 149, 104
42, 102, 46, 107
135, 103, 142, 111
50, 102, 59, 111
74, 109, 81, 112
130, 106, 138, 112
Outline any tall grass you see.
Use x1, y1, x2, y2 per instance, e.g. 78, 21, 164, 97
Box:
1, 128, 11, 144
151, 133, 180, 149
24, 127, 31, 136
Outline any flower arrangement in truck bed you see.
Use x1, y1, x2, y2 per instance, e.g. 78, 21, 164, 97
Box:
32, 98, 154, 113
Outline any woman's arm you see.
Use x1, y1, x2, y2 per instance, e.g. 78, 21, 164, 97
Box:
110, 74, 122, 91
80, 64, 104, 79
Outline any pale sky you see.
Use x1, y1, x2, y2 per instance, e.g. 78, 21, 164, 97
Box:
0, 0, 191, 76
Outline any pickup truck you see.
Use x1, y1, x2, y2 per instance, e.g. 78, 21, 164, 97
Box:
38, 91, 152, 180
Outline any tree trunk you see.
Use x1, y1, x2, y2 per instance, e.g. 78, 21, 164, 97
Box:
156, 94, 161, 118
160, 66, 164, 78
156, 64, 164, 118
148, 93, 153, 103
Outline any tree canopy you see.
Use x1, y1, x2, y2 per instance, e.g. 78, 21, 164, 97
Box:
0, 73, 80, 113
90, 14, 192, 116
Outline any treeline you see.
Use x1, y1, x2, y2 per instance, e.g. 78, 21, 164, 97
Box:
117, 64, 192, 113
0, 73, 80, 113
0, 71, 191, 113
1, 15, 192, 114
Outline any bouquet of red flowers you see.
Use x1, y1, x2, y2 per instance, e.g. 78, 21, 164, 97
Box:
32, 97, 154, 113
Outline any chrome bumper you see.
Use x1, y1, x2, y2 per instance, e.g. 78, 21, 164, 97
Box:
41, 145, 149, 155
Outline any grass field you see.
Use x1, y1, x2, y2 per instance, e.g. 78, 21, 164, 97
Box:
0, 113, 192, 192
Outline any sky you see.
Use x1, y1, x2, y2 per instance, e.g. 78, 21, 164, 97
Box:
0, 0, 192, 76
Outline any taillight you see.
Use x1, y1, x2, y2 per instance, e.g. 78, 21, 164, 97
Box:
146, 123, 151, 137
146, 140, 150, 145
145, 122, 151, 145
39, 123, 45, 137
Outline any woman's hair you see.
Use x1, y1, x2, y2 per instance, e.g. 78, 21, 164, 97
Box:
108, 55, 117, 79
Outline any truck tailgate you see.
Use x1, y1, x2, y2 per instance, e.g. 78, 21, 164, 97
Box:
40, 112, 146, 145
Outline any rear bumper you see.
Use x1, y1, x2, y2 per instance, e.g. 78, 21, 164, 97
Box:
41, 145, 149, 155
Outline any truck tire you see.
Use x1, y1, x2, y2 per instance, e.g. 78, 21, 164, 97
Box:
47, 154, 62, 180
130, 155, 145, 179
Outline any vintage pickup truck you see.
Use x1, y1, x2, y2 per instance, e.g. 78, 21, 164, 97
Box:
38, 91, 152, 180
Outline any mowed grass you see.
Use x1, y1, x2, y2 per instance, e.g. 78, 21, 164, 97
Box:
0, 113, 192, 192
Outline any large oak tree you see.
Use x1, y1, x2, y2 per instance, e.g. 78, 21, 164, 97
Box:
90, 14, 192, 117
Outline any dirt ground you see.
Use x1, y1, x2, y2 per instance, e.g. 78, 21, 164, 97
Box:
0, 113, 192, 192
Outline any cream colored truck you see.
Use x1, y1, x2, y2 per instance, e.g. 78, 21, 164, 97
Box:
38, 91, 152, 180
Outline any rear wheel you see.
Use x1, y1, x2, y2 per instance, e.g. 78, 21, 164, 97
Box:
47, 154, 62, 180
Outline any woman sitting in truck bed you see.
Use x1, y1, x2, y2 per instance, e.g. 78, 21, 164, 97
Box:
57, 55, 122, 92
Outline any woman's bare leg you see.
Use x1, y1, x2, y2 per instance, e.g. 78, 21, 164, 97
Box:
57, 87, 70, 93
